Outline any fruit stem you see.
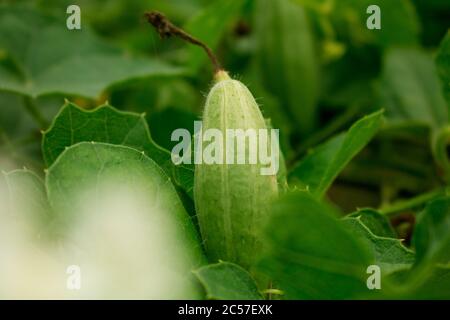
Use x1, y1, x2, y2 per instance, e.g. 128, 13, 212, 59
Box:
144, 11, 222, 74
214, 70, 231, 82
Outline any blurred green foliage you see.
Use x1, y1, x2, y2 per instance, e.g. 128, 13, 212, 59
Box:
1, 0, 449, 238
0, 0, 450, 299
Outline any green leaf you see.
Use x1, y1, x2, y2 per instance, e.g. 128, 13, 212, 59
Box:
413, 197, 450, 265
184, 0, 245, 72
45, 142, 206, 299
258, 191, 374, 299
0, 6, 183, 98
379, 48, 448, 127
343, 213, 415, 275
254, 0, 319, 134
290, 110, 384, 198
194, 262, 263, 300
348, 208, 396, 238
436, 31, 450, 107
42, 102, 194, 196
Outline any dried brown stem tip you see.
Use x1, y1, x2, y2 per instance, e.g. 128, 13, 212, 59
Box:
144, 11, 222, 74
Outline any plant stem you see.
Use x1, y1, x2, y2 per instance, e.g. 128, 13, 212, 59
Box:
144, 11, 222, 74
22, 96, 48, 129
379, 188, 447, 216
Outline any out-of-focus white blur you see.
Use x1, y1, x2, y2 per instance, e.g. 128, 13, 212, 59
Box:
0, 175, 201, 299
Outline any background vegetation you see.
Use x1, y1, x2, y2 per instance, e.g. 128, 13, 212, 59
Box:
0, 0, 449, 299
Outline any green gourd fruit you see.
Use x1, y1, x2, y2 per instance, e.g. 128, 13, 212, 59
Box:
194, 71, 279, 270
145, 11, 280, 275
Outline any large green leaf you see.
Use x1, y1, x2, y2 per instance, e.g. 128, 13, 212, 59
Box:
379, 48, 448, 127
194, 262, 263, 300
343, 214, 415, 275
258, 191, 375, 299
184, 0, 245, 73
42, 102, 194, 196
436, 31, 450, 107
45, 142, 205, 299
254, 0, 319, 134
413, 197, 450, 266
290, 110, 384, 198
0, 5, 183, 98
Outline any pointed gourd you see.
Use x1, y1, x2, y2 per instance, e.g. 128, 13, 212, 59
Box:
194, 71, 279, 271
